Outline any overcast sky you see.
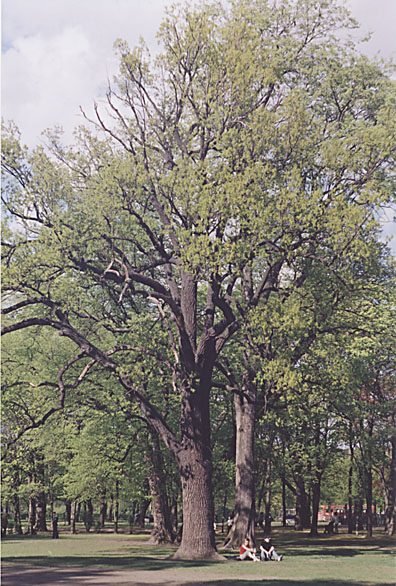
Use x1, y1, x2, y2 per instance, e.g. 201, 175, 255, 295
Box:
2, 0, 395, 248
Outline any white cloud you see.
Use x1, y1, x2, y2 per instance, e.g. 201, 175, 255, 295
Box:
2, 0, 168, 146
3, 27, 103, 145
346, 0, 396, 60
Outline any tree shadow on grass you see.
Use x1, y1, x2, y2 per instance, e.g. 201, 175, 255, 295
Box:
1, 565, 394, 586
2, 556, 224, 570
272, 547, 395, 558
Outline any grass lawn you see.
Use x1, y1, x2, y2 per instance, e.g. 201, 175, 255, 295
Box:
2, 526, 395, 585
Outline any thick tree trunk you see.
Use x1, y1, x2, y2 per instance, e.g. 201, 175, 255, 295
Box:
223, 372, 256, 548
147, 431, 175, 544
172, 445, 219, 559
170, 363, 222, 561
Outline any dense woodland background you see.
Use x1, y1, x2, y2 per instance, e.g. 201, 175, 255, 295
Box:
2, 0, 395, 560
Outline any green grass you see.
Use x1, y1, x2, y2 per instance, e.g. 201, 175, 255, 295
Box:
2, 527, 395, 585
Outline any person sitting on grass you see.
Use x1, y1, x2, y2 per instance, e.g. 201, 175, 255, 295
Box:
260, 536, 283, 561
239, 538, 260, 561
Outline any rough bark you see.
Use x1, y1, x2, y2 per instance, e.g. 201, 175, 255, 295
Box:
223, 372, 256, 548
147, 430, 175, 544
170, 367, 223, 561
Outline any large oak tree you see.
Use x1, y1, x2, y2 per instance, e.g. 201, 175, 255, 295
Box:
2, 0, 395, 559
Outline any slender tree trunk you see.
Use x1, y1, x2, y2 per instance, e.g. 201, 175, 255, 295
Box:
147, 430, 174, 544
384, 433, 396, 535
34, 492, 47, 532
136, 497, 150, 528
70, 500, 77, 534
87, 499, 94, 532
13, 471, 22, 535
65, 501, 71, 525
223, 371, 256, 548
27, 475, 36, 535
282, 478, 287, 527
34, 461, 47, 532
366, 466, 373, 537
221, 494, 227, 533
13, 493, 22, 535
108, 497, 113, 523
310, 476, 321, 536
355, 499, 364, 532
114, 482, 119, 534
263, 458, 272, 535
99, 490, 107, 528
348, 463, 354, 533
75, 502, 81, 523
1, 505, 9, 537
170, 493, 178, 534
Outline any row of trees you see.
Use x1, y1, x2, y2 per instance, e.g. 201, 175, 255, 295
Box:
2, 323, 394, 540
2, 0, 396, 559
